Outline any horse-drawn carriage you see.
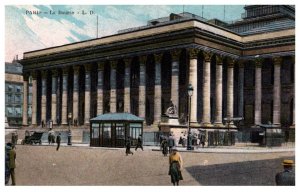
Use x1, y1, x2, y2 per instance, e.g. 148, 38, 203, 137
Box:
21, 131, 44, 145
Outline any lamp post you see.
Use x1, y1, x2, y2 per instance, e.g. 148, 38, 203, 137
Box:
187, 84, 193, 150
67, 112, 72, 145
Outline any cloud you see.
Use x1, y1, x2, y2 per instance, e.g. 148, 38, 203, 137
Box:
5, 5, 245, 62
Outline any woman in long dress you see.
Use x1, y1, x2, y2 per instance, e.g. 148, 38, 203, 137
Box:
168, 148, 183, 186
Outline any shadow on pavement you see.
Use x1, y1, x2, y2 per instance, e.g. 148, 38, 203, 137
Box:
185, 156, 295, 186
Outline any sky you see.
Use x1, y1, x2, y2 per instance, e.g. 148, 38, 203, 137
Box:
5, 5, 245, 62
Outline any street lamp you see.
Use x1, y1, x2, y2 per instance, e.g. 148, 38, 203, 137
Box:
67, 112, 72, 145
187, 84, 193, 150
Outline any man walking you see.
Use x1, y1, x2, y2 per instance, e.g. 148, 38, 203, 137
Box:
135, 134, 144, 151
275, 159, 295, 185
168, 134, 175, 154
125, 136, 133, 156
56, 133, 61, 151
9, 144, 16, 185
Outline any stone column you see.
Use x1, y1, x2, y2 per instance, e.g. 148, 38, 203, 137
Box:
84, 64, 91, 124
41, 71, 47, 124
227, 58, 235, 123
73, 66, 80, 122
51, 70, 58, 125
238, 60, 245, 118
202, 51, 213, 126
31, 72, 37, 125
139, 55, 147, 118
124, 58, 131, 113
214, 55, 223, 127
110, 61, 117, 113
22, 74, 29, 126
254, 58, 263, 126
273, 57, 282, 125
188, 48, 199, 123
61, 68, 68, 125
292, 56, 295, 126
170, 49, 180, 110
97, 62, 104, 115
154, 53, 162, 124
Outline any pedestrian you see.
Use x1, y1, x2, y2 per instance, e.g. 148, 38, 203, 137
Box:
9, 144, 16, 185
168, 134, 175, 154
168, 148, 183, 186
5, 143, 12, 185
125, 136, 133, 156
56, 133, 61, 151
275, 159, 295, 185
161, 137, 168, 156
48, 129, 52, 145
199, 130, 206, 148
135, 134, 144, 151
178, 136, 183, 146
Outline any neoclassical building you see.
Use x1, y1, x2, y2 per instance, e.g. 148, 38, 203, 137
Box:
20, 5, 295, 134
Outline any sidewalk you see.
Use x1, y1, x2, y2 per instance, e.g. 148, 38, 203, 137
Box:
34, 142, 295, 153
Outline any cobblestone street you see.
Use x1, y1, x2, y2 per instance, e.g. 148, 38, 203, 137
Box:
6, 145, 294, 186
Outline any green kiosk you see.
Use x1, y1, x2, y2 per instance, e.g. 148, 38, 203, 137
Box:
90, 113, 144, 147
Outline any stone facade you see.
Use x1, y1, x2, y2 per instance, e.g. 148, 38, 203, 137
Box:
20, 7, 295, 132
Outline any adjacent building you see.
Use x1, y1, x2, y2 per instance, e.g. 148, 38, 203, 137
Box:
5, 60, 32, 126
19, 5, 295, 136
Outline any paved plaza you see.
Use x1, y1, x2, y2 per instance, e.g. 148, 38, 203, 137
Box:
6, 144, 295, 186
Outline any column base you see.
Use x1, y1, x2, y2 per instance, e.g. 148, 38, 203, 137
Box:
200, 122, 214, 128
213, 122, 225, 128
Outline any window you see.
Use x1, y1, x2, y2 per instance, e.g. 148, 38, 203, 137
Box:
28, 106, 32, 116
92, 123, 99, 138
130, 123, 142, 139
116, 123, 125, 139
15, 95, 21, 103
7, 107, 13, 116
16, 86, 21, 93
8, 85, 13, 92
15, 107, 22, 116
103, 123, 111, 139
7, 94, 12, 103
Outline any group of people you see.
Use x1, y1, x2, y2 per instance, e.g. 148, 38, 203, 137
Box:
48, 129, 61, 151
125, 134, 143, 156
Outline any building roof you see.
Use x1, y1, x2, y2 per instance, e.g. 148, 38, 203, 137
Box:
5, 61, 23, 74
90, 113, 144, 122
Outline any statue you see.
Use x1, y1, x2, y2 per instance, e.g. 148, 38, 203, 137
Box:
165, 100, 178, 118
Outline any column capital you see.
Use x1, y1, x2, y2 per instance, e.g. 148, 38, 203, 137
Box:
139, 55, 147, 64
254, 57, 263, 68
124, 58, 132, 67
188, 48, 199, 59
227, 57, 236, 68
170, 49, 181, 61
62, 67, 69, 75
203, 51, 213, 62
73, 65, 80, 73
23, 73, 30, 81
97, 62, 104, 70
273, 57, 283, 66
84, 64, 92, 72
216, 55, 224, 65
154, 53, 163, 63
41, 70, 47, 77
110, 60, 118, 69
31, 71, 37, 80
291, 55, 295, 63
52, 69, 58, 77
237, 59, 246, 68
